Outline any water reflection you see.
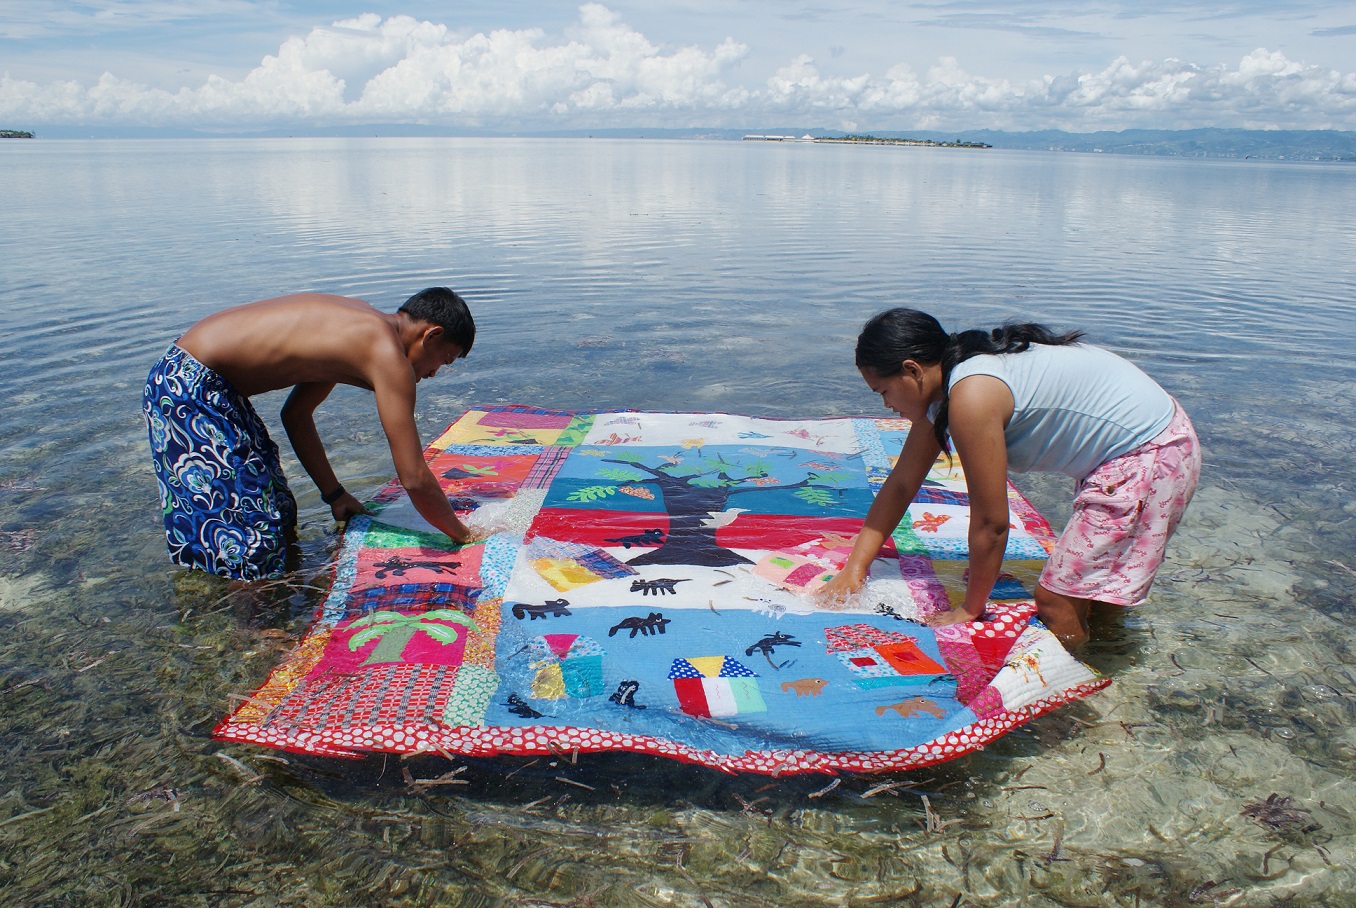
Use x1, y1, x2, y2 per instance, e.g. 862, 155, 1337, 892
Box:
2, 139, 1355, 905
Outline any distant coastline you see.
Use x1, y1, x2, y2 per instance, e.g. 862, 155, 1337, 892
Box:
1, 129, 35, 139
15, 125, 1356, 160
742, 133, 990, 148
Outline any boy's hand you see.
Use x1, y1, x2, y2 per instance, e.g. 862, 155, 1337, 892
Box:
448, 517, 493, 546
329, 492, 369, 522
450, 526, 484, 545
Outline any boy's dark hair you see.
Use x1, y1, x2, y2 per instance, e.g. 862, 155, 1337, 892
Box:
399, 287, 476, 356
856, 307, 1083, 450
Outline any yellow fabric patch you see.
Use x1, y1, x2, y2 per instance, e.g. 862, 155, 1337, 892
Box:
530, 557, 598, 591
532, 662, 566, 699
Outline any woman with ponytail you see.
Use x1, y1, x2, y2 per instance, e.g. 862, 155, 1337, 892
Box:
819, 308, 1200, 651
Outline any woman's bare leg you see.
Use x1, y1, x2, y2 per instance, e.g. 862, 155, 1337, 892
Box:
1034, 584, 1098, 652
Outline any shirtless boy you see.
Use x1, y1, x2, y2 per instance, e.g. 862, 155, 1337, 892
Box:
144, 288, 476, 581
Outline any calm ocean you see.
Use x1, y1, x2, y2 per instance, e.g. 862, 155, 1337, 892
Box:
2, 138, 1354, 905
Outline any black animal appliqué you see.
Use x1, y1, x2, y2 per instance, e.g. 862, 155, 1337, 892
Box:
608, 612, 671, 638
873, 601, 926, 626
441, 466, 487, 481
630, 578, 690, 597
745, 632, 801, 657
609, 680, 647, 709
372, 556, 460, 580
746, 631, 801, 669
874, 602, 906, 621
511, 598, 573, 620
506, 693, 543, 719
606, 528, 665, 549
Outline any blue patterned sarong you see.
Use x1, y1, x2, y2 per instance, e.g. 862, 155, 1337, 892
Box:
144, 345, 298, 580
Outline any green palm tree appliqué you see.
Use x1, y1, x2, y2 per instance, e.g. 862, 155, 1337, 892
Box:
346, 610, 480, 666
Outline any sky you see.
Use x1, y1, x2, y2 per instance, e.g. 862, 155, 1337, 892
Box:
2, 1, 1355, 134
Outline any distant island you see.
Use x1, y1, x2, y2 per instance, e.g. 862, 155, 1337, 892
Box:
823, 134, 990, 148
911, 127, 1356, 161
742, 132, 990, 148
1, 130, 34, 139
736, 128, 1352, 160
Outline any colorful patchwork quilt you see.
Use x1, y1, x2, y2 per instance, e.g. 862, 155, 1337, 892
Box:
214, 406, 1109, 775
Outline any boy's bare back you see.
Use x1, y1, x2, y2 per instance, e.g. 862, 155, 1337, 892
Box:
176, 293, 406, 398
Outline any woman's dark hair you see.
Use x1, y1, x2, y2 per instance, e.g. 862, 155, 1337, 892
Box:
399, 287, 476, 356
855, 307, 1084, 448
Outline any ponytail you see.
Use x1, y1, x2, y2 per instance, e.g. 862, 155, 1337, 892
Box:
856, 310, 1084, 449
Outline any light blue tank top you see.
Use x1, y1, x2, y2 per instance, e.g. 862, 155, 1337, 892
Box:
946, 344, 1174, 479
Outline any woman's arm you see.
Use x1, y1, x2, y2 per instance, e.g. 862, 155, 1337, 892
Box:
819, 419, 942, 600
926, 375, 1014, 625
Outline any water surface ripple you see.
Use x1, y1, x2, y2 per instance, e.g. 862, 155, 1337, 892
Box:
1, 138, 1354, 906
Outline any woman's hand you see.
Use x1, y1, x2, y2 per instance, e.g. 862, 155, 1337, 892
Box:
817, 563, 868, 604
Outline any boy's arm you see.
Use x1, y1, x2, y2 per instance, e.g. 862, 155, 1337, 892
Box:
281, 382, 367, 520
371, 371, 476, 545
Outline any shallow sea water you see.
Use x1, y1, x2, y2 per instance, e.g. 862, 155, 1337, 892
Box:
1, 137, 1354, 906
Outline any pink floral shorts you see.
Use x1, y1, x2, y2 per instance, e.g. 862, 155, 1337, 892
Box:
1040, 400, 1201, 607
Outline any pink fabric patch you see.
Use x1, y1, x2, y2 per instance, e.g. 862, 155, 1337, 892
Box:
932, 603, 1035, 704
898, 554, 952, 617
477, 408, 575, 429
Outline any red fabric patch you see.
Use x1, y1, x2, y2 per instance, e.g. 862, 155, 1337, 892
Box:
355, 544, 484, 588
673, 677, 710, 717
325, 614, 473, 672
529, 508, 672, 548
427, 452, 539, 497
876, 640, 947, 676
715, 514, 898, 555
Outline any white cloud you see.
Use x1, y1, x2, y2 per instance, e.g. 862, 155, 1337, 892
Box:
756, 49, 1356, 130
2, 4, 1354, 131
